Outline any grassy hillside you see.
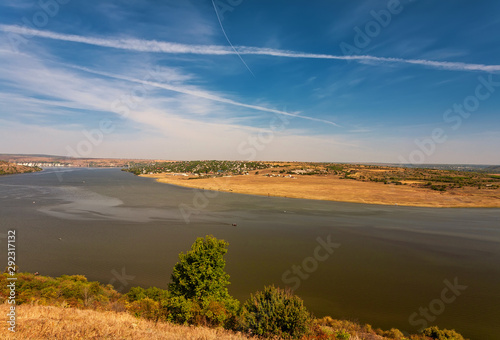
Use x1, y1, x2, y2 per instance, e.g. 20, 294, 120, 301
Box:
0, 160, 42, 175
0, 273, 467, 340
0, 304, 253, 340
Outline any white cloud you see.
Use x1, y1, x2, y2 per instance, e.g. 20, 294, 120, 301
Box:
70, 65, 340, 126
1, 24, 498, 163
2, 24, 500, 73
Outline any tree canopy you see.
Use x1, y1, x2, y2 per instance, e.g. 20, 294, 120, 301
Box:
168, 235, 233, 303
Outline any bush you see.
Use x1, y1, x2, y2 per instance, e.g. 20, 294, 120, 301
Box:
240, 285, 312, 339
0, 272, 119, 308
421, 326, 465, 340
161, 295, 196, 324
196, 296, 239, 328
381, 328, 405, 339
126, 287, 146, 302
316, 317, 363, 333
127, 297, 159, 320
144, 286, 169, 301
336, 330, 350, 339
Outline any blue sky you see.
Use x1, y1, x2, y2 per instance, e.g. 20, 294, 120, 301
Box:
0, 0, 499, 164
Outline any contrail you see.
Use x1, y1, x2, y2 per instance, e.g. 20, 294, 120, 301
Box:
69, 65, 340, 127
2, 24, 500, 73
211, 0, 255, 77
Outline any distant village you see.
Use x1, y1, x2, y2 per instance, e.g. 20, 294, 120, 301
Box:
16, 162, 69, 167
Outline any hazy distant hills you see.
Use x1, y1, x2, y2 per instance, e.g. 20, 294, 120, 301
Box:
0, 154, 167, 168
0, 154, 498, 172
485, 165, 500, 173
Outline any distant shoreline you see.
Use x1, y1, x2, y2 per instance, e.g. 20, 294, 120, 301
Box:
141, 173, 500, 208
0, 161, 42, 176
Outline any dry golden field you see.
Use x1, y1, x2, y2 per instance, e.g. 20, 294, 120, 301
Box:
143, 169, 500, 208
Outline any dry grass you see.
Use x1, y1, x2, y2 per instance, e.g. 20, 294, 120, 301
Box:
143, 172, 500, 208
0, 304, 254, 340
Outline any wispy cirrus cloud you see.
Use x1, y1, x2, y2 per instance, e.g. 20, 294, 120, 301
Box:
2, 24, 500, 73
68, 65, 340, 126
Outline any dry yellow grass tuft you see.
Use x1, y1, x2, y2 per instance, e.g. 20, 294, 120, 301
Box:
0, 304, 254, 340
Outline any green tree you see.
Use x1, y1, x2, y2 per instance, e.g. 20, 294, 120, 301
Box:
169, 235, 233, 302
167, 235, 239, 327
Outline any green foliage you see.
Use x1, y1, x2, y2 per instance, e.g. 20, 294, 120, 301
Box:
137, 294, 237, 328
430, 184, 447, 191
196, 296, 238, 327
144, 286, 170, 301
126, 286, 146, 302
327, 164, 344, 172
126, 286, 169, 303
164, 235, 239, 328
128, 297, 160, 320
421, 326, 465, 340
240, 285, 312, 339
125, 160, 270, 176
0, 272, 120, 308
161, 295, 196, 324
336, 330, 351, 339
378, 327, 405, 339
169, 235, 233, 303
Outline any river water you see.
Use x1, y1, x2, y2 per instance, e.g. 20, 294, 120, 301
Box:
0, 168, 498, 338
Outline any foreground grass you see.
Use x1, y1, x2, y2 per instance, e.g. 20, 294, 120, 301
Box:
0, 304, 255, 340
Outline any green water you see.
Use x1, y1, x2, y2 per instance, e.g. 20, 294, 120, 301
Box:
0, 168, 498, 339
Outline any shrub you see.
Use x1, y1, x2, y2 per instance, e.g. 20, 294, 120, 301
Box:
144, 286, 169, 301
126, 287, 146, 302
159, 295, 235, 327
382, 328, 405, 339
161, 295, 196, 324
127, 297, 159, 320
421, 326, 465, 340
195, 296, 238, 328
0, 272, 119, 308
316, 317, 363, 333
240, 285, 311, 339
126, 286, 170, 303
336, 330, 351, 339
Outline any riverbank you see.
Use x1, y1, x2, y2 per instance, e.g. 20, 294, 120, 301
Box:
0, 161, 41, 176
142, 173, 500, 208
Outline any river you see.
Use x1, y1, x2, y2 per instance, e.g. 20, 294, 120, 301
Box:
0, 168, 498, 338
